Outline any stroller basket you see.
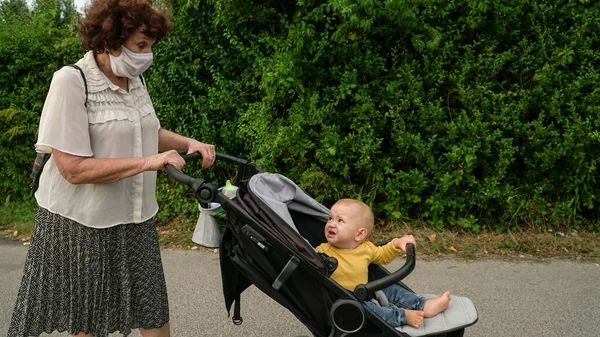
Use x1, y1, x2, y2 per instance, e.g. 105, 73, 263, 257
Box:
166, 153, 478, 337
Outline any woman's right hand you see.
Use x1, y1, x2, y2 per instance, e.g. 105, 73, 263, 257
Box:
146, 150, 186, 171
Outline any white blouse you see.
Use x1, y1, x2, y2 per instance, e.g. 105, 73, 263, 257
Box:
35, 51, 160, 228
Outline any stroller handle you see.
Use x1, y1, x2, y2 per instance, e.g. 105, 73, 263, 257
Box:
164, 152, 226, 188
164, 151, 262, 212
164, 152, 264, 228
353, 243, 416, 302
180, 152, 254, 167
164, 152, 261, 188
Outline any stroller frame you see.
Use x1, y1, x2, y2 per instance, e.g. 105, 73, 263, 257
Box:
166, 153, 478, 337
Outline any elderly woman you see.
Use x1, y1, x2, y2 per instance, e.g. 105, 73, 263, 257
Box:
7, 0, 213, 336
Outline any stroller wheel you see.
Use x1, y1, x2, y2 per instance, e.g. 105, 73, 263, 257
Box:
330, 299, 366, 334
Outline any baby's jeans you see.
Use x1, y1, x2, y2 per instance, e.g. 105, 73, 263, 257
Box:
363, 284, 426, 327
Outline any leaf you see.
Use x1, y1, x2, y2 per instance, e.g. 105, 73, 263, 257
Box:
448, 246, 457, 253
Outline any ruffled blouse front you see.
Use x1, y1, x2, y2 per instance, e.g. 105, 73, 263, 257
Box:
35, 51, 160, 228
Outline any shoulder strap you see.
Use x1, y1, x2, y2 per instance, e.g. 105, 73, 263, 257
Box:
64, 65, 144, 104
66, 64, 88, 107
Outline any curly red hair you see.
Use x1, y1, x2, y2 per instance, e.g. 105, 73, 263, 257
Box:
80, 0, 173, 53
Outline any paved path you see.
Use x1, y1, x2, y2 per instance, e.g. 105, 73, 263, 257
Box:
1, 238, 599, 336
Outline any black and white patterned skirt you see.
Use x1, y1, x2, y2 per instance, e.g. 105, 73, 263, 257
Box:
8, 207, 169, 337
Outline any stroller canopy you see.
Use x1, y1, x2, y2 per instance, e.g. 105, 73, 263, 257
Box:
248, 172, 330, 247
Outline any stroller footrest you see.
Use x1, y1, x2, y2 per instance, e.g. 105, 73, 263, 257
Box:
272, 256, 300, 290
396, 295, 478, 337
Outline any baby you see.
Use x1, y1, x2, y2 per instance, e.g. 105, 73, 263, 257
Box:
316, 199, 451, 328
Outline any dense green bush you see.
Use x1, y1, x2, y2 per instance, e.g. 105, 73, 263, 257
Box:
2, 0, 599, 231
150, 0, 599, 231
0, 0, 82, 200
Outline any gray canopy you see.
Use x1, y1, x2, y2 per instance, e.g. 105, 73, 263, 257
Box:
248, 172, 330, 234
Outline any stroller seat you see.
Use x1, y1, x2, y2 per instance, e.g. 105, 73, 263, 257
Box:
245, 172, 479, 337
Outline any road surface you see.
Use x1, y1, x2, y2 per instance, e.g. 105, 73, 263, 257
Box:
1, 239, 599, 336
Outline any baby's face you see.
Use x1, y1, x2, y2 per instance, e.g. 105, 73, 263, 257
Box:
324, 203, 365, 250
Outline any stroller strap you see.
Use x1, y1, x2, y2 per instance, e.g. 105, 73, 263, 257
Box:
232, 294, 243, 325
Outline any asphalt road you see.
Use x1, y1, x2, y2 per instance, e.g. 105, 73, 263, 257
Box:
1, 238, 599, 337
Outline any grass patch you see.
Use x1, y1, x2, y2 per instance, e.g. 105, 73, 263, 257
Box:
157, 216, 201, 250
0, 198, 36, 239
371, 221, 600, 263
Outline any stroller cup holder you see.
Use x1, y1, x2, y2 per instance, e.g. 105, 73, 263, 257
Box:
330, 299, 366, 336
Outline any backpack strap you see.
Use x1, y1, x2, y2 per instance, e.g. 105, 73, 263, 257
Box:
66, 65, 145, 101
66, 64, 88, 107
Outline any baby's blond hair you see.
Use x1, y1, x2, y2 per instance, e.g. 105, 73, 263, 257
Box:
333, 198, 375, 235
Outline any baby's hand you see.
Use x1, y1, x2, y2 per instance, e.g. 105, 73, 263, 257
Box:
393, 235, 417, 252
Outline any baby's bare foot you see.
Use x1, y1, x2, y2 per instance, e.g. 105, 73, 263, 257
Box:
405, 310, 424, 328
423, 291, 451, 318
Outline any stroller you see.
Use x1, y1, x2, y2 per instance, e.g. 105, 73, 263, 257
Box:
166, 153, 478, 337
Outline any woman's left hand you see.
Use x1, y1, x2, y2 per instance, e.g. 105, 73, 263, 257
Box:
187, 140, 216, 169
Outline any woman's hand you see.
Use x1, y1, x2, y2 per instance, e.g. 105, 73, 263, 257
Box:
392, 235, 417, 252
146, 150, 186, 171
157, 129, 216, 169
186, 140, 216, 169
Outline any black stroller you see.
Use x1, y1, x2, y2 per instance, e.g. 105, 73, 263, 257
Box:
166, 154, 478, 337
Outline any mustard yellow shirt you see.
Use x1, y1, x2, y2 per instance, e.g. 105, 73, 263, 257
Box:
316, 241, 401, 291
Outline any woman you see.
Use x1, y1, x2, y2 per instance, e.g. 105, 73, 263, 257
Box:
8, 0, 210, 336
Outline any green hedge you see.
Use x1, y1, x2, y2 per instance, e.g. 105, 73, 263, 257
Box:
2, 0, 599, 231
0, 0, 82, 200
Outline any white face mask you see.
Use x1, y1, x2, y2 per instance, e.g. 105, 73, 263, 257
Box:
109, 46, 153, 79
